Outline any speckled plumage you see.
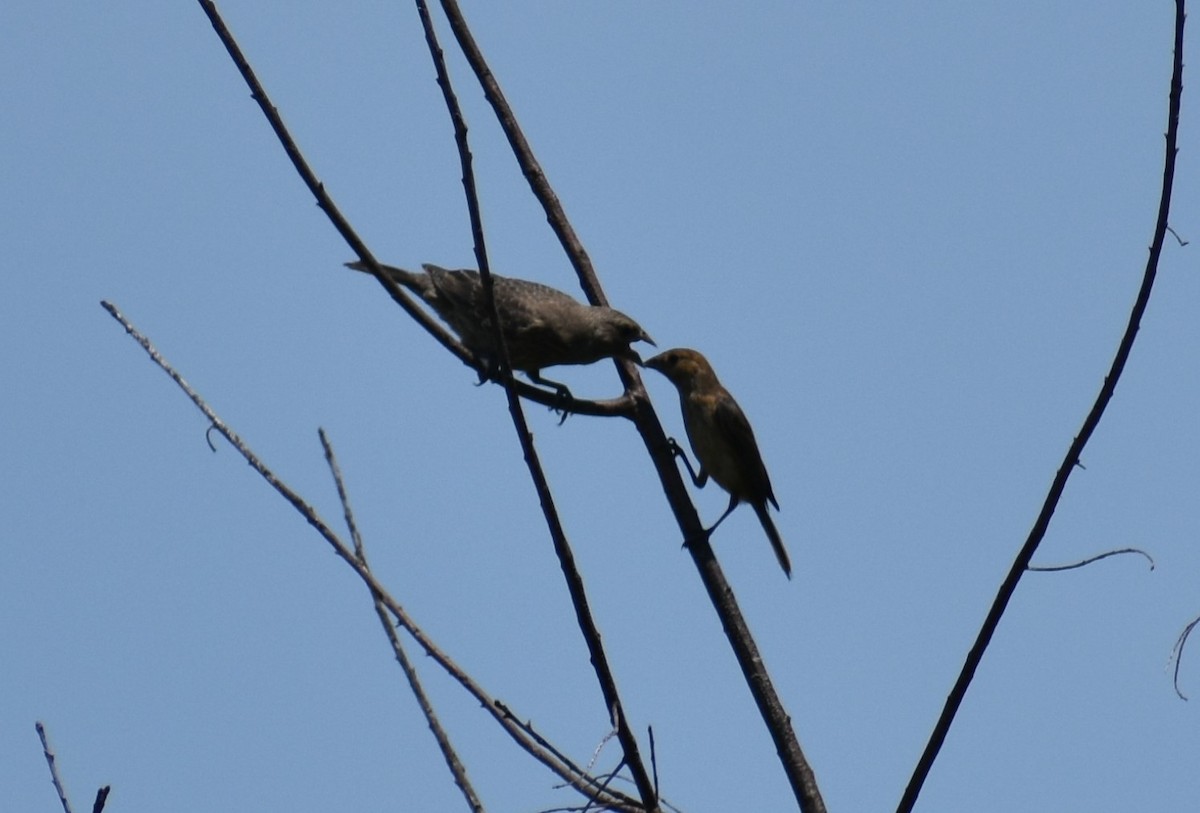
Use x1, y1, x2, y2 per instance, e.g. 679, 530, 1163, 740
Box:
346, 261, 654, 380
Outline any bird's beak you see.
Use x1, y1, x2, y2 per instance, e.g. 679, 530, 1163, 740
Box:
643, 351, 666, 372
640, 331, 657, 347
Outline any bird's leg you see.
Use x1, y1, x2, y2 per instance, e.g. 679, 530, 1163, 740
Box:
681, 496, 738, 551
667, 438, 709, 489
473, 355, 499, 386
525, 370, 575, 424
706, 494, 740, 536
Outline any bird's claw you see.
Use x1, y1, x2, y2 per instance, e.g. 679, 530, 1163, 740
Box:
550, 385, 574, 425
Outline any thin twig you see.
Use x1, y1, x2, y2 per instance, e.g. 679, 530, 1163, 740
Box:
648, 726, 659, 804
434, 0, 601, 303
417, 3, 659, 809
492, 701, 592, 785
35, 724, 75, 813
1171, 616, 1200, 700
35, 722, 75, 813
33, 723, 111, 813
1028, 547, 1156, 572
897, 4, 1187, 809
101, 300, 641, 811
319, 428, 486, 813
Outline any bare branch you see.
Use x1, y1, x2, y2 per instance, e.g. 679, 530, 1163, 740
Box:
320, 428, 486, 813
434, 2, 824, 809
35, 722, 75, 813
898, 4, 1187, 809
435, 0, 604, 306
193, 1, 628, 420
192, 1, 814, 806
102, 300, 642, 811
193, 2, 469, 361
414, 3, 659, 808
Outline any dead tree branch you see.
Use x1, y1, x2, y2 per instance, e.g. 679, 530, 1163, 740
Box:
102, 299, 645, 812
897, 3, 1187, 809
435, 1, 824, 808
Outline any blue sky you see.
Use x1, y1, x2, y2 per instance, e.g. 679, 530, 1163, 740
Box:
5, 3, 1200, 811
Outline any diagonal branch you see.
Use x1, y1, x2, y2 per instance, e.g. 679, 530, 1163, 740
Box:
435, 2, 824, 809
193, 0, 632, 421
320, 428, 485, 813
897, 3, 1187, 810
435, 0, 605, 305
414, 3, 658, 808
35, 722, 75, 813
101, 299, 645, 812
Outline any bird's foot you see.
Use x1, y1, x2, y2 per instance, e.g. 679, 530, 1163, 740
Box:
680, 526, 714, 551
551, 385, 575, 425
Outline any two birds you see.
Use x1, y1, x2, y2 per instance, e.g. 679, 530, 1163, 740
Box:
349, 260, 791, 578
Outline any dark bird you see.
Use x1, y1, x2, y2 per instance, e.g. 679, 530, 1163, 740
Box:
346, 261, 654, 396
644, 348, 791, 578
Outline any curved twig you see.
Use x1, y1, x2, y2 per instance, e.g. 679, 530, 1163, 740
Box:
1028, 547, 1156, 572
1171, 616, 1200, 700
898, 4, 1187, 809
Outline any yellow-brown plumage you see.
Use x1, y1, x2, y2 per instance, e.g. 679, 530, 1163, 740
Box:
645, 348, 791, 578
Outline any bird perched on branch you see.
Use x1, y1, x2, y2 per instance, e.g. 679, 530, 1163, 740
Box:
644, 348, 791, 578
346, 261, 654, 397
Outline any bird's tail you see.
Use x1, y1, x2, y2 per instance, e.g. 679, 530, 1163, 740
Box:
344, 260, 428, 294
753, 501, 792, 579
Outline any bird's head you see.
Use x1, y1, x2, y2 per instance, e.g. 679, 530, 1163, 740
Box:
643, 348, 720, 389
596, 308, 655, 360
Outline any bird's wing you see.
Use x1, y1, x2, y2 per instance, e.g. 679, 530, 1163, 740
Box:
712, 394, 779, 510
506, 316, 574, 368
492, 276, 581, 327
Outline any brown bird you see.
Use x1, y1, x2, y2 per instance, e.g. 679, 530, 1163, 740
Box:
644, 348, 791, 578
347, 261, 654, 396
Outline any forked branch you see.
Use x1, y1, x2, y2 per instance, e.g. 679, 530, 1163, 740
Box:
102, 299, 646, 812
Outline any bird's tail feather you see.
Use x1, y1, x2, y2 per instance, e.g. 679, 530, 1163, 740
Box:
754, 502, 792, 579
344, 260, 425, 292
